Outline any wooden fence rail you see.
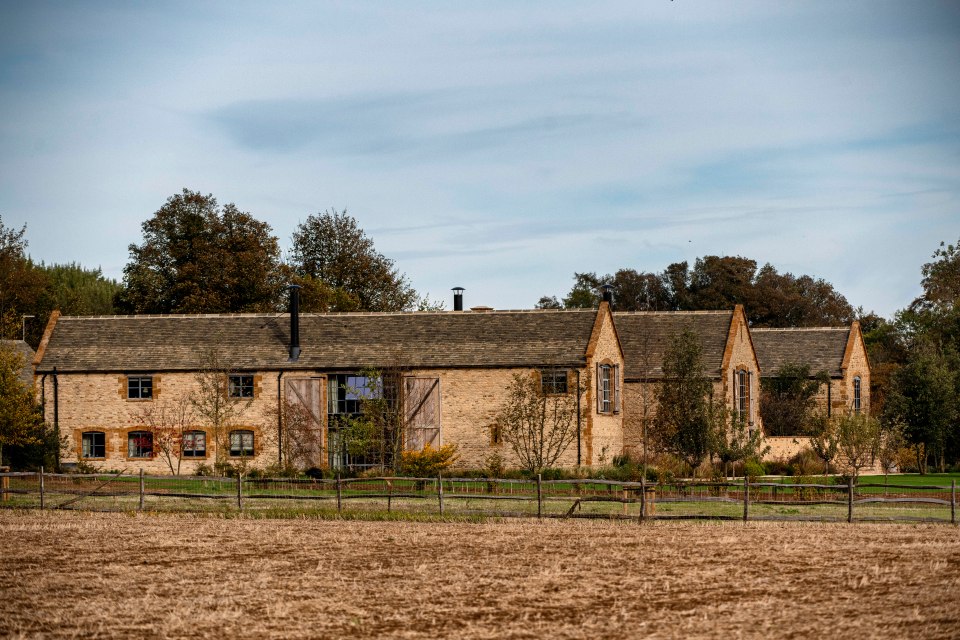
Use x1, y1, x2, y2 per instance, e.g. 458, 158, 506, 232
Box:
0, 473, 956, 524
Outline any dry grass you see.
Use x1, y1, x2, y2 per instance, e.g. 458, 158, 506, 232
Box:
0, 511, 957, 639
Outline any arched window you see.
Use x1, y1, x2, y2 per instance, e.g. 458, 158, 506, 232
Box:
182, 431, 207, 458
127, 431, 153, 458
853, 377, 862, 413
229, 430, 255, 457
81, 431, 105, 458
735, 369, 750, 422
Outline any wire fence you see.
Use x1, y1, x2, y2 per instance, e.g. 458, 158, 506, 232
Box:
2, 469, 957, 523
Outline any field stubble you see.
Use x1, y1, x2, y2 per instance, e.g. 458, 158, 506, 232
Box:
0, 511, 957, 639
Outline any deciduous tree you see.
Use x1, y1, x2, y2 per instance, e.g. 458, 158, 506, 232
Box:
0, 343, 44, 466
760, 364, 829, 437
115, 189, 285, 314
290, 209, 417, 312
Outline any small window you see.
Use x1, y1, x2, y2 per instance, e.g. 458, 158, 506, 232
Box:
81, 431, 105, 458
229, 430, 255, 457
229, 375, 254, 398
182, 431, 207, 458
540, 369, 568, 395
853, 377, 862, 413
736, 369, 750, 421
127, 431, 153, 458
490, 422, 502, 446
128, 376, 153, 399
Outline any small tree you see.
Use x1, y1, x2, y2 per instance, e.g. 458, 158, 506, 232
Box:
190, 347, 252, 471
494, 371, 586, 474
878, 419, 906, 490
835, 413, 882, 482
807, 415, 838, 475
136, 396, 194, 475
0, 343, 44, 467
654, 329, 718, 475
715, 410, 769, 477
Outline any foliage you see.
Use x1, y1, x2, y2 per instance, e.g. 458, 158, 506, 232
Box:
0, 342, 45, 467
0, 216, 49, 342
398, 443, 460, 477
542, 256, 854, 327
115, 189, 285, 314
653, 328, 724, 473
877, 419, 906, 477
835, 413, 882, 481
807, 415, 838, 475
760, 364, 829, 437
715, 410, 769, 476
290, 209, 418, 312
884, 340, 958, 473
37, 262, 120, 317
493, 371, 585, 474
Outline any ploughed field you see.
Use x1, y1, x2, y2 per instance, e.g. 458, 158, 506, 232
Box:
0, 511, 957, 639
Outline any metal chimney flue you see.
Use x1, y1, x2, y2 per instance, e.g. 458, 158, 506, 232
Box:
288, 284, 301, 361
452, 286, 465, 311
601, 284, 615, 308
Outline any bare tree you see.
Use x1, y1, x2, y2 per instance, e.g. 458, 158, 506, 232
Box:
494, 370, 586, 474
835, 412, 882, 482
191, 347, 252, 470
136, 395, 194, 475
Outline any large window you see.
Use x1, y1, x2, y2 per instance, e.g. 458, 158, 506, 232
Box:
182, 431, 207, 458
127, 376, 153, 399
127, 431, 153, 458
736, 369, 750, 422
327, 374, 381, 469
853, 377, 862, 413
81, 431, 105, 458
229, 430, 255, 457
540, 369, 568, 395
228, 375, 255, 398
597, 364, 619, 414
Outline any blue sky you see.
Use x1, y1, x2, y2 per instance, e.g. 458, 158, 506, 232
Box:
1, 1, 958, 316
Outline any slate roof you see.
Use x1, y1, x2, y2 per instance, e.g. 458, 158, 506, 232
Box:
34, 310, 601, 373
613, 311, 734, 380
2, 340, 36, 386
751, 327, 849, 378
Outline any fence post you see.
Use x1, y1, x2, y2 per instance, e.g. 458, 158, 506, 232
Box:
847, 476, 854, 523
951, 480, 956, 525
0, 467, 8, 504
336, 472, 342, 513
236, 473, 243, 511
743, 474, 749, 522
39, 466, 45, 510
622, 485, 628, 516
387, 479, 392, 513
537, 474, 542, 520
639, 477, 646, 521
139, 468, 144, 512
438, 473, 444, 515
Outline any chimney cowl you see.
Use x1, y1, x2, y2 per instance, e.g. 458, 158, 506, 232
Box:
452, 286, 465, 312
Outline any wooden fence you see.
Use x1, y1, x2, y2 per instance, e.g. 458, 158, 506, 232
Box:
1, 469, 957, 524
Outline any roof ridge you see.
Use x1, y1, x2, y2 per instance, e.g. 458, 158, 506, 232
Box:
752, 327, 849, 332
56, 308, 595, 320
613, 310, 732, 316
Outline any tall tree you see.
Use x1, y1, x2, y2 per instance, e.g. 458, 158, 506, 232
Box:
115, 190, 285, 314
759, 364, 829, 437
0, 216, 48, 341
653, 328, 723, 474
289, 210, 417, 312
0, 343, 45, 467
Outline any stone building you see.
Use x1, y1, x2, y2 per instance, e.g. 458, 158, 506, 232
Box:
32, 301, 623, 474
752, 322, 870, 459
613, 306, 762, 461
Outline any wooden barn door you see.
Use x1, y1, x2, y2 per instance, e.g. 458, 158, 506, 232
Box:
284, 377, 325, 469
404, 377, 441, 451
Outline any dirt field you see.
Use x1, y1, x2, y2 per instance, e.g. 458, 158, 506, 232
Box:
0, 511, 957, 639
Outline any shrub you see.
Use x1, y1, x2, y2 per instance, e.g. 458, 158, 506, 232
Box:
262, 462, 303, 479
304, 466, 325, 479
193, 463, 213, 477
743, 459, 765, 480
398, 444, 460, 477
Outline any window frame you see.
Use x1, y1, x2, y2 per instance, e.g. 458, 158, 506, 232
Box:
228, 374, 255, 399
127, 376, 153, 400
127, 430, 154, 459
81, 431, 106, 459
540, 369, 569, 395
229, 429, 255, 457
853, 376, 862, 413
182, 430, 207, 458
735, 369, 750, 422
